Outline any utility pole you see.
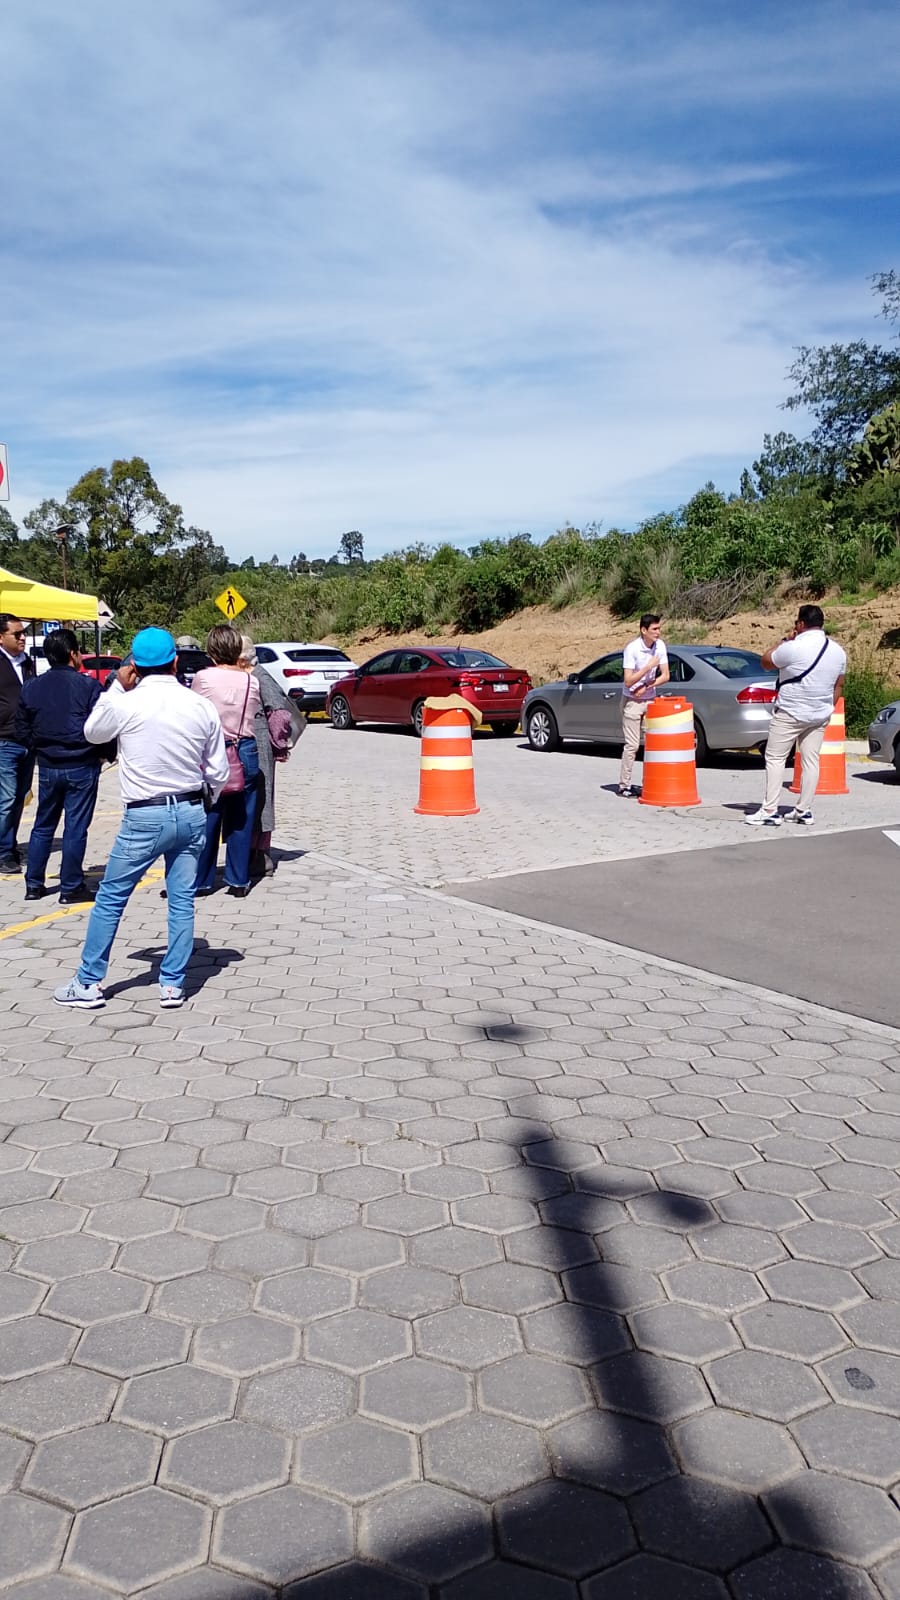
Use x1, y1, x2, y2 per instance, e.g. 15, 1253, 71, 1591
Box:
51, 523, 73, 589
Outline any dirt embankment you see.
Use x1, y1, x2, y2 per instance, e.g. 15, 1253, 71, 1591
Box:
326, 592, 900, 683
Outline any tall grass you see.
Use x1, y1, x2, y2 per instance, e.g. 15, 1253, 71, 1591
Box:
549, 565, 594, 609
843, 641, 900, 737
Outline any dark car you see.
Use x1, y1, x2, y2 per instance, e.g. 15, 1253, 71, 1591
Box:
175, 648, 211, 687
326, 647, 532, 737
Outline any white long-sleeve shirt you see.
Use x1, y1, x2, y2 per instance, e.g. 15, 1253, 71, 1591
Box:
84, 675, 229, 804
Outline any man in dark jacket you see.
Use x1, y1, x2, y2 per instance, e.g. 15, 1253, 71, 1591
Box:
0, 613, 35, 873
14, 629, 102, 902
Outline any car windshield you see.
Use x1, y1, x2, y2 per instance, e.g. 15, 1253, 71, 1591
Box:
284, 649, 351, 663
437, 650, 509, 669
695, 650, 767, 678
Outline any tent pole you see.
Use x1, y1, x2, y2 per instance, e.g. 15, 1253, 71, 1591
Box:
94, 620, 100, 658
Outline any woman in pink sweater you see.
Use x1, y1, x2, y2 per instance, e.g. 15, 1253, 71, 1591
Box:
191, 625, 262, 897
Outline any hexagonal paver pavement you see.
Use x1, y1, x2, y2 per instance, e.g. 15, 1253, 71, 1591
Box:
115, 1365, 236, 1436
0, 1491, 72, 1588
161, 1420, 290, 1504
24, 1423, 161, 1509
497, 1479, 635, 1577
5, 832, 900, 1597
359, 1482, 492, 1583
296, 1417, 418, 1501
213, 1485, 353, 1586
361, 1356, 472, 1431
424, 1413, 548, 1499
305, 1308, 411, 1372
67, 1486, 211, 1592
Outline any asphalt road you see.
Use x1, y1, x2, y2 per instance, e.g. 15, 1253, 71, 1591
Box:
446, 825, 900, 1027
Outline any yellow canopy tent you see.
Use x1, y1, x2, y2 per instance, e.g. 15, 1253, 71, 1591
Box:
0, 565, 98, 623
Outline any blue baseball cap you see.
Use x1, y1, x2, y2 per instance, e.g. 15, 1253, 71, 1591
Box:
131, 627, 177, 668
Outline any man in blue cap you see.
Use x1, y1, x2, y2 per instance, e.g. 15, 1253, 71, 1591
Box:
55, 627, 229, 1010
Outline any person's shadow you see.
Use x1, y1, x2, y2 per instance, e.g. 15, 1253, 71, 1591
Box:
102, 937, 243, 1000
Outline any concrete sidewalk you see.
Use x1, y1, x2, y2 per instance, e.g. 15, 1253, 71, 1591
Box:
1, 794, 899, 1595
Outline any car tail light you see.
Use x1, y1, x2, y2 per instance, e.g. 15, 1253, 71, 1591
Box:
736, 685, 777, 704
283, 668, 315, 678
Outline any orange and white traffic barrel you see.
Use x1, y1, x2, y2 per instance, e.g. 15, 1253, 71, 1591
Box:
415, 697, 481, 816
639, 696, 701, 807
789, 696, 848, 795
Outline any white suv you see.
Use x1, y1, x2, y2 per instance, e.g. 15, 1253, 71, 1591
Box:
255, 642, 359, 713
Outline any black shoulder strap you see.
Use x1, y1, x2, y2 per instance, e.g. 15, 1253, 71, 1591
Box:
777, 637, 830, 691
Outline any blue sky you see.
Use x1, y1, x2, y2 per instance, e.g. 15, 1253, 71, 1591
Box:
4, 0, 899, 561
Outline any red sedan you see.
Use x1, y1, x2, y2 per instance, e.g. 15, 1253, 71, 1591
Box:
326, 646, 532, 737
80, 653, 122, 685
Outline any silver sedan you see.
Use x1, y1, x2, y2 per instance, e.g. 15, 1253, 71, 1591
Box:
522, 646, 777, 763
868, 700, 900, 773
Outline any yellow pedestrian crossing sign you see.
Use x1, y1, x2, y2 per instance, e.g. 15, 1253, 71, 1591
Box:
215, 585, 247, 620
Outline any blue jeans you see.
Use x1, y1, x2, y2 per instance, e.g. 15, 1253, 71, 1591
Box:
0, 739, 35, 862
195, 739, 261, 891
78, 798, 206, 990
26, 763, 100, 893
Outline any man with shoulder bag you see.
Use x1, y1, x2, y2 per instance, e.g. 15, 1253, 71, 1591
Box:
745, 604, 846, 829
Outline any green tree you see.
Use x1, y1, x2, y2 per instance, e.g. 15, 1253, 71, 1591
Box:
784, 271, 900, 462
0, 507, 19, 562
339, 529, 364, 564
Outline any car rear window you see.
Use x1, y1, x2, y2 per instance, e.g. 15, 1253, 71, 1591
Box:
695, 650, 766, 678
437, 650, 509, 669
284, 649, 351, 663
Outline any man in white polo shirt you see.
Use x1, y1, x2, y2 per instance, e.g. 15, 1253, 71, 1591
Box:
618, 613, 670, 797
745, 604, 846, 828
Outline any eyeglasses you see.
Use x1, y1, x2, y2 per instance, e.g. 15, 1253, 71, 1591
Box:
4, 630, 26, 640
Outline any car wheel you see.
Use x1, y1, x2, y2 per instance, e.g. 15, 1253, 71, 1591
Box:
492, 722, 519, 737
693, 718, 708, 765
526, 705, 560, 752
330, 695, 354, 730
893, 738, 900, 776
412, 700, 426, 738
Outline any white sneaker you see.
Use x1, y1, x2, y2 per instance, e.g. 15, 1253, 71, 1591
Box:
159, 985, 185, 1009
744, 807, 783, 827
789, 808, 814, 826
54, 978, 105, 1009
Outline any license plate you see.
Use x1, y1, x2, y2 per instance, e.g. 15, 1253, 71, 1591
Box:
324, 671, 343, 679
493, 683, 509, 693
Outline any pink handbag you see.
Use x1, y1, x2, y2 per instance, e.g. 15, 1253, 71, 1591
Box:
221, 677, 251, 794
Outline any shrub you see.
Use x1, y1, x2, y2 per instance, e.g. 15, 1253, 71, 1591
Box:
843, 644, 900, 736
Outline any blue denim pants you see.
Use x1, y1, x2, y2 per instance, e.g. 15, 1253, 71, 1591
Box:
0, 739, 35, 862
195, 738, 261, 891
26, 763, 100, 893
78, 798, 206, 990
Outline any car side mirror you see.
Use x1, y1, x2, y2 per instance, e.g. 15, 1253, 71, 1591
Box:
566, 672, 581, 685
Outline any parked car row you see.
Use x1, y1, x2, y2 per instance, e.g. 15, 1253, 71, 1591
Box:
54, 631, 893, 768
314, 641, 778, 759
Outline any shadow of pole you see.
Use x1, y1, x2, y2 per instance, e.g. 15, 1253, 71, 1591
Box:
273, 1128, 878, 1600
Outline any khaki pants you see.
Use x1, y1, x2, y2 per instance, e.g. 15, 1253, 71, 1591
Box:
619, 699, 646, 786
763, 709, 828, 813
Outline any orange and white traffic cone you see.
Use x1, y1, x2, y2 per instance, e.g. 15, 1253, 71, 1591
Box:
415, 697, 481, 816
639, 697, 701, 807
789, 696, 848, 796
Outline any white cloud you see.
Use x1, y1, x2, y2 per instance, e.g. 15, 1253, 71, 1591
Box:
2, 0, 897, 557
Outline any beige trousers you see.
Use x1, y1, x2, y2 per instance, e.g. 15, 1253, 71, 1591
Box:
763, 708, 828, 813
619, 699, 646, 786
